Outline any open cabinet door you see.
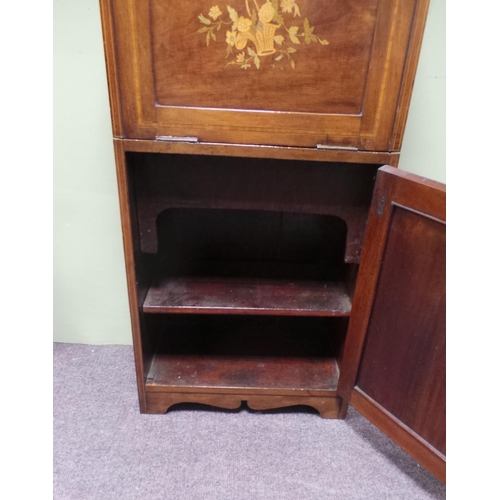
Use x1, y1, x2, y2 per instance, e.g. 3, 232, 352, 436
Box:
340, 166, 446, 483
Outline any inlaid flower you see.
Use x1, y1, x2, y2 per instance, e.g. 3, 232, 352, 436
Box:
198, 0, 328, 70
209, 5, 222, 19
226, 30, 237, 46
237, 16, 252, 33
258, 2, 275, 23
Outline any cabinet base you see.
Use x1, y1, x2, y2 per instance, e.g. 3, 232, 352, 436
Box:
145, 392, 342, 419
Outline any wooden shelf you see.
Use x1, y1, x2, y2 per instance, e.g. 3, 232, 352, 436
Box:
145, 316, 341, 394
143, 277, 351, 317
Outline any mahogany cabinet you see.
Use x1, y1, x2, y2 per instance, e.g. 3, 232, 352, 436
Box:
99, 0, 445, 482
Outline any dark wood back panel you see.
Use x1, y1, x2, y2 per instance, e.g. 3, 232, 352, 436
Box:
128, 152, 380, 263
156, 208, 347, 278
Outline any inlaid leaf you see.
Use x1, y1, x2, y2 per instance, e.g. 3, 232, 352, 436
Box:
271, 0, 279, 15
254, 56, 260, 69
271, 1, 284, 26
287, 47, 297, 53
303, 18, 312, 35
274, 13, 284, 25
227, 6, 239, 26
197, 27, 210, 33
211, 30, 216, 41
198, 14, 211, 25
293, 3, 301, 17
275, 54, 284, 61
247, 47, 257, 57
290, 59, 296, 69
288, 26, 300, 44
274, 35, 285, 45
206, 31, 211, 46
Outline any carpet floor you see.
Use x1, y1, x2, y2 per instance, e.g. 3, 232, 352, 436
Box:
54, 343, 445, 500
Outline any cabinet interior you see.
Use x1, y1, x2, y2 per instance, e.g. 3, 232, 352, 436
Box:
125, 152, 380, 395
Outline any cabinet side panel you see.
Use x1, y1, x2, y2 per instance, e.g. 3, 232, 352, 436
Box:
356, 205, 445, 455
113, 141, 147, 411
390, 0, 431, 151
99, 0, 124, 137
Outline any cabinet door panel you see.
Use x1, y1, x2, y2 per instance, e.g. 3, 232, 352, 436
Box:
106, 0, 429, 149
339, 166, 446, 482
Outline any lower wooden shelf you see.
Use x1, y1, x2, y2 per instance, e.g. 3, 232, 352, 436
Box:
146, 353, 339, 394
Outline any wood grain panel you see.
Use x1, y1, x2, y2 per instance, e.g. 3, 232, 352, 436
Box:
356, 205, 446, 454
152, 0, 378, 114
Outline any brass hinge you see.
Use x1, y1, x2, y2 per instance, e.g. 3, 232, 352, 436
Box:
156, 135, 199, 143
316, 144, 358, 151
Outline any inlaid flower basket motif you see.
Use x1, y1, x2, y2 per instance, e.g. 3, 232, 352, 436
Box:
197, 0, 329, 70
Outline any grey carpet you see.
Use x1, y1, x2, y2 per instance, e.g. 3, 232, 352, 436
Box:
53, 343, 445, 500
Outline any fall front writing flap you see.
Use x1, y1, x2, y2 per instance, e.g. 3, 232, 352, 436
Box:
105, 0, 429, 150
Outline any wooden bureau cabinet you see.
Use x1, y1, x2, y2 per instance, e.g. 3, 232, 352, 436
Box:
99, 0, 445, 482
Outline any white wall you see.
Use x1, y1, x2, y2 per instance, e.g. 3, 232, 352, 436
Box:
398, 0, 445, 183
53, 0, 445, 345
54, 0, 132, 344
